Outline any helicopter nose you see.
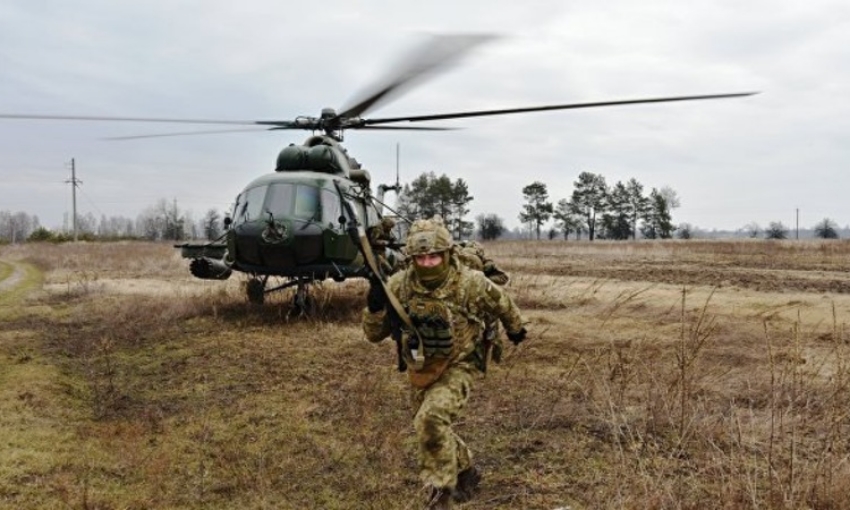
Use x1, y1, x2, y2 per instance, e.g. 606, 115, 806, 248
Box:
232, 221, 326, 273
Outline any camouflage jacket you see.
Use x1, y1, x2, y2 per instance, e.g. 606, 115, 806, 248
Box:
457, 247, 509, 286
368, 226, 394, 247
362, 254, 524, 367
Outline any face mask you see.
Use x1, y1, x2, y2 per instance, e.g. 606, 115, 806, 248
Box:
414, 252, 450, 287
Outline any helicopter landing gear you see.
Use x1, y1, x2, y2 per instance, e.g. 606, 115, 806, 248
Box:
246, 276, 317, 312
246, 277, 267, 305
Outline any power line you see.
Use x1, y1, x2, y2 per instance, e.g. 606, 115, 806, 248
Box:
65, 158, 81, 242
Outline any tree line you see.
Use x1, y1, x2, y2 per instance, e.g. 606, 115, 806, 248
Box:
516, 172, 680, 241
3, 171, 846, 244
394, 172, 474, 240
0, 199, 225, 243
393, 170, 678, 241
393, 170, 845, 242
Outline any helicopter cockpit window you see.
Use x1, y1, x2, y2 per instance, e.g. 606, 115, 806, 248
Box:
266, 183, 296, 217
293, 185, 321, 221
231, 194, 243, 222
237, 185, 268, 224
320, 189, 342, 228
265, 183, 330, 223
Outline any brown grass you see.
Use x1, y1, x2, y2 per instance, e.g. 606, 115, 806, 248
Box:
2, 239, 850, 509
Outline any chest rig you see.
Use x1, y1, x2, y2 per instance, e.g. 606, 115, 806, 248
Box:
396, 266, 485, 388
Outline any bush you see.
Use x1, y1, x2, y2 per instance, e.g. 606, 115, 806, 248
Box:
27, 227, 58, 242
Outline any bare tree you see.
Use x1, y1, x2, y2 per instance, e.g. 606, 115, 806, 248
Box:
202, 209, 222, 240
814, 218, 839, 239
476, 213, 505, 240
741, 222, 761, 238
765, 221, 789, 239
0, 211, 39, 243
136, 198, 187, 241
659, 185, 681, 210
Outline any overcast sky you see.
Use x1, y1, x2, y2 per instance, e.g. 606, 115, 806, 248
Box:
1, 0, 848, 233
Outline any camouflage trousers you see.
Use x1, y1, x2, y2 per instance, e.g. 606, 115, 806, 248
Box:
412, 362, 478, 489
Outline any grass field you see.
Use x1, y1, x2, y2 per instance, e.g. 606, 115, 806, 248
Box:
2, 239, 850, 509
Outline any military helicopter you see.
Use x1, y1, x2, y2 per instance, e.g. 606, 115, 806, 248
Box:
0, 35, 755, 307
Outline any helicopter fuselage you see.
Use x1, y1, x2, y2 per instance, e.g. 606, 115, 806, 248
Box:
225, 170, 367, 278
177, 135, 395, 289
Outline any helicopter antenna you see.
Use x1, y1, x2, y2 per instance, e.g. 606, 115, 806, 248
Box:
376, 142, 404, 209
383, 142, 401, 194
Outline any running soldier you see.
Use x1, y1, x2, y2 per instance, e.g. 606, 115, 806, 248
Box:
362, 217, 527, 509
456, 240, 510, 365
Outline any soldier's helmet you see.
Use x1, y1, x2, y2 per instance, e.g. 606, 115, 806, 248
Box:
406, 215, 453, 256
380, 217, 396, 230
463, 240, 485, 259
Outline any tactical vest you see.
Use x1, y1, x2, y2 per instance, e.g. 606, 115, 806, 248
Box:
396, 265, 487, 387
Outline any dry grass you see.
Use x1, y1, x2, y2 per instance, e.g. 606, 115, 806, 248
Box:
2, 240, 850, 509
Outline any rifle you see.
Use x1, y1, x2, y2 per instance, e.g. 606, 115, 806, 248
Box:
386, 287, 407, 372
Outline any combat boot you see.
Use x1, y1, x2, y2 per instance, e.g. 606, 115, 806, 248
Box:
426, 487, 454, 509
453, 466, 481, 503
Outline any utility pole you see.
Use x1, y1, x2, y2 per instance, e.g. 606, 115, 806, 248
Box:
796, 208, 799, 240
65, 158, 82, 241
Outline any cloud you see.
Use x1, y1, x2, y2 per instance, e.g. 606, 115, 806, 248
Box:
0, 0, 847, 233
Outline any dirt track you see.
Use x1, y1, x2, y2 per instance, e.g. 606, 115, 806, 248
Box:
0, 260, 26, 293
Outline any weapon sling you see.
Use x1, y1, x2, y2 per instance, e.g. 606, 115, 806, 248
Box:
336, 180, 420, 371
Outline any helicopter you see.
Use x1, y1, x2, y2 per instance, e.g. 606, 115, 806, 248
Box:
0, 35, 756, 308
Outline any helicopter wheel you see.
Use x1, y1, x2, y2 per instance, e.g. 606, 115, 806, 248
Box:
246, 278, 266, 305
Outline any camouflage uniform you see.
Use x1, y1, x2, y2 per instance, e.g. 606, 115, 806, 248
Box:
369, 217, 399, 274
457, 240, 509, 286
362, 217, 526, 507
456, 240, 510, 365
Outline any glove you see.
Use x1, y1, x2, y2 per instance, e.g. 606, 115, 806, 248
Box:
366, 277, 387, 313
482, 261, 496, 276
507, 327, 527, 346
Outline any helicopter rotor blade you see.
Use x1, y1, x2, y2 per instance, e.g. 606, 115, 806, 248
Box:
336, 34, 497, 120
0, 113, 272, 125
104, 127, 281, 141
361, 92, 759, 125
356, 125, 457, 131
0, 113, 316, 137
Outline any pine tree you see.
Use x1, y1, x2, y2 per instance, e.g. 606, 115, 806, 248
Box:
569, 172, 607, 241
519, 181, 553, 240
